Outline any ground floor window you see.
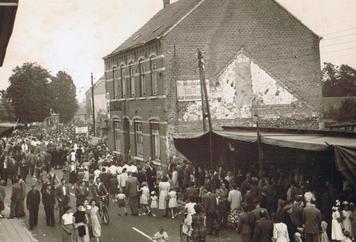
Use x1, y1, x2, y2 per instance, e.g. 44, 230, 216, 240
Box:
113, 120, 121, 152
150, 122, 160, 160
134, 121, 143, 156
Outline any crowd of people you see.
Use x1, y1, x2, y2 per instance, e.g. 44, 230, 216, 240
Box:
0, 126, 355, 242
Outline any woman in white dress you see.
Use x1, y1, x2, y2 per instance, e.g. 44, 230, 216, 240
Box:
272, 214, 290, 242
168, 188, 178, 219
331, 206, 345, 241
158, 176, 170, 217
89, 200, 101, 242
341, 202, 352, 235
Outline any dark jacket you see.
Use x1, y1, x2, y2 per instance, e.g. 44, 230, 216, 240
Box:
303, 204, 321, 234
56, 184, 71, 204
203, 193, 218, 216
253, 218, 273, 242
42, 188, 56, 208
11, 183, 22, 202
26, 189, 41, 210
237, 211, 253, 235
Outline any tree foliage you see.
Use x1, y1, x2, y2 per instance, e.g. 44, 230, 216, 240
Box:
322, 62, 356, 97
0, 90, 15, 121
7, 63, 52, 123
336, 98, 356, 121
50, 71, 78, 123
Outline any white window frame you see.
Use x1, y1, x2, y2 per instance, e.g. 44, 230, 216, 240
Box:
150, 122, 160, 160
134, 121, 143, 157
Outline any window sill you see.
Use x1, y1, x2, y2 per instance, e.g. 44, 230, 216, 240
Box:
151, 160, 162, 166
110, 95, 167, 102
132, 156, 144, 161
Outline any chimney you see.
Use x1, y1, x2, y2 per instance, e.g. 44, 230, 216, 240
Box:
163, 0, 170, 8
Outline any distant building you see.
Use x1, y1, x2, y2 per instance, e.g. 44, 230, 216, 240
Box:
0, 0, 18, 66
73, 103, 87, 124
44, 112, 59, 127
85, 76, 108, 137
104, 0, 322, 164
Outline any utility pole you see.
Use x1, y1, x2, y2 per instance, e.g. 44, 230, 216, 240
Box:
197, 49, 213, 167
197, 49, 212, 132
252, 97, 263, 176
91, 72, 96, 136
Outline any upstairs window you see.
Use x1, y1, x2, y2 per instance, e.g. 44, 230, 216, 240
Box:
120, 65, 126, 98
112, 66, 118, 99
139, 59, 145, 97
150, 56, 158, 96
129, 62, 135, 97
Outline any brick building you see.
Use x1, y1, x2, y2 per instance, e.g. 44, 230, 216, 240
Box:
104, 0, 322, 164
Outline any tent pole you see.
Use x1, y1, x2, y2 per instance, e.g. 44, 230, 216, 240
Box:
256, 117, 263, 176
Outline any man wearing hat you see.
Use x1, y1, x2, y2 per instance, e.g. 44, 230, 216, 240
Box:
26, 181, 41, 230
42, 182, 56, 226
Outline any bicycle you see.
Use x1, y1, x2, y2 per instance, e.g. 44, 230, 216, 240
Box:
179, 216, 191, 242
98, 194, 110, 225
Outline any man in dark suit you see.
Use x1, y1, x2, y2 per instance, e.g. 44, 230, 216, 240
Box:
16, 177, 27, 218
253, 210, 273, 242
145, 161, 156, 192
125, 172, 139, 216
42, 183, 56, 226
56, 178, 70, 222
203, 191, 220, 235
26, 183, 40, 230
99, 167, 110, 190
303, 199, 321, 242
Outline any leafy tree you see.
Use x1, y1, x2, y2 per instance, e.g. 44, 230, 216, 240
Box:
322, 62, 356, 97
0, 90, 15, 121
50, 71, 78, 123
336, 98, 356, 121
7, 63, 52, 123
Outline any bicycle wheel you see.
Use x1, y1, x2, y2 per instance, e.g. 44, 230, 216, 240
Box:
179, 223, 184, 242
102, 206, 110, 225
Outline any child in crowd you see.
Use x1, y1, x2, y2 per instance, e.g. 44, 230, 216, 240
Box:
152, 227, 168, 242
294, 232, 303, 242
168, 188, 178, 219
150, 191, 158, 217
115, 188, 127, 216
139, 182, 150, 216
320, 221, 329, 242
342, 231, 352, 242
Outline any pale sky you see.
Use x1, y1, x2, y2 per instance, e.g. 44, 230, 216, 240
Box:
1, 0, 356, 102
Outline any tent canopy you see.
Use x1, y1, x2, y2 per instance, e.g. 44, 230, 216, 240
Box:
173, 128, 356, 186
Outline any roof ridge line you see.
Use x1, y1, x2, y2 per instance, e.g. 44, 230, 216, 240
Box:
271, 0, 322, 40
158, 0, 207, 39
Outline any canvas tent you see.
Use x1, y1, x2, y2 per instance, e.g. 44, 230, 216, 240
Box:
173, 128, 356, 186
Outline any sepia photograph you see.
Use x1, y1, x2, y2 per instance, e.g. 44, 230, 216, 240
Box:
0, 0, 356, 241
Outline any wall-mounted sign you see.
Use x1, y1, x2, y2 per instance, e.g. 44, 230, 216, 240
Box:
176, 80, 209, 102
75, 126, 89, 134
